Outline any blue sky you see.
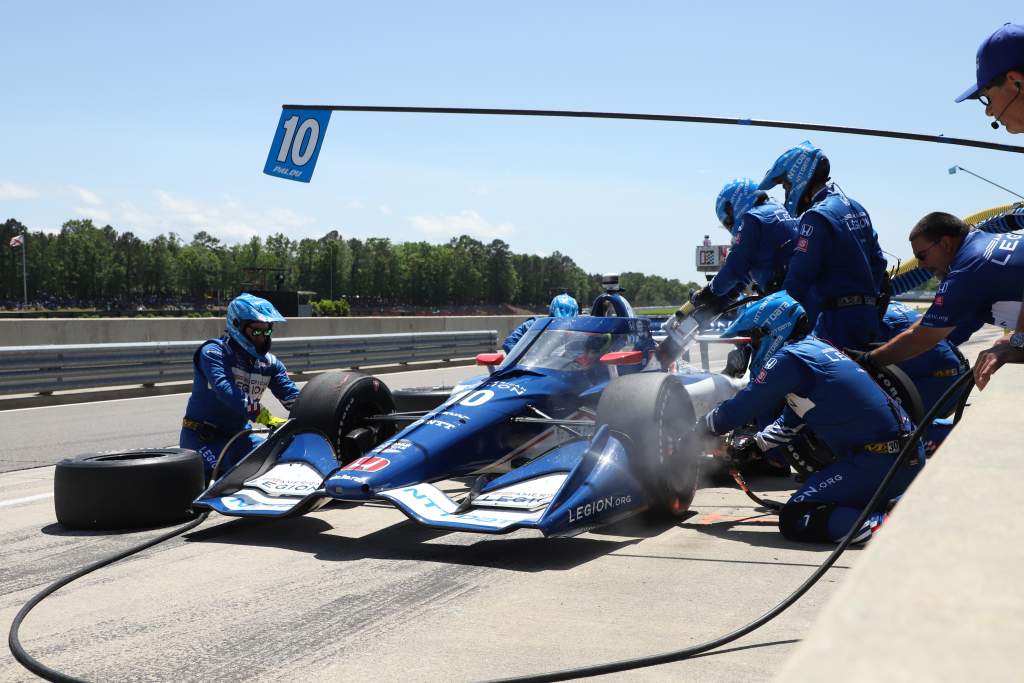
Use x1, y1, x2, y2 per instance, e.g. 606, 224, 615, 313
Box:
2, 2, 1022, 283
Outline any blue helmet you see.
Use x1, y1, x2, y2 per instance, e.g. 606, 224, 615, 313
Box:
721, 291, 806, 376
757, 141, 826, 216
715, 178, 764, 230
227, 293, 286, 360
549, 293, 579, 318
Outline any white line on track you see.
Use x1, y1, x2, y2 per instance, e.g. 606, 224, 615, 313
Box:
0, 392, 186, 413
0, 492, 53, 507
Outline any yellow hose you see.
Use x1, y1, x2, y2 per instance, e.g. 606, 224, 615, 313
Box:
963, 203, 1018, 226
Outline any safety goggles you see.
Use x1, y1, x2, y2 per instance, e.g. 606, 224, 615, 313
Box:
246, 326, 274, 337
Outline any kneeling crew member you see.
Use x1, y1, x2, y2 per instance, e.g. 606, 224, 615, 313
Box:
702, 292, 924, 544
180, 294, 300, 478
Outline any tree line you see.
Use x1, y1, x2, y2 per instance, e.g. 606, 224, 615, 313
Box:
0, 218, 699, 310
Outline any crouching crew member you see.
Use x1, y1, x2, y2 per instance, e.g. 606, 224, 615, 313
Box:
702, 292, 924, 544
180, 294, 300, 478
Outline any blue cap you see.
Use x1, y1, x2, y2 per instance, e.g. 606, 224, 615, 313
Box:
955, 23, 1024, 103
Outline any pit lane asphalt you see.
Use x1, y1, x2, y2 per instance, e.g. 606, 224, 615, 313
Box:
0, 333, 998, 682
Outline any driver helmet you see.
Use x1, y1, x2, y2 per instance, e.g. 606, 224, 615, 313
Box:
757, 141, 826, 216
226, 293, 286, 360
549, 293, 579, 318
715, 178, 765, 231
721, 291, 807, 376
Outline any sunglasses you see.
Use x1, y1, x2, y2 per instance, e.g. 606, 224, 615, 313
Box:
246, 326, 274, 337
913, 240, 941, 261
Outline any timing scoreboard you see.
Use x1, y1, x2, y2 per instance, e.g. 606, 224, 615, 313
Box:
696, 244, 730, 273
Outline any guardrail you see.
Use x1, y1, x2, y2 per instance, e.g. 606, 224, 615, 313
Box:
0, 331, 497, 396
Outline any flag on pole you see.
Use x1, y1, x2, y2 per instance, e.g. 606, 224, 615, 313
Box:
9, 234, 24, 249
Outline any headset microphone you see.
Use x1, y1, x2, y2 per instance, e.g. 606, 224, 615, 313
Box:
992, 82, 1023, 130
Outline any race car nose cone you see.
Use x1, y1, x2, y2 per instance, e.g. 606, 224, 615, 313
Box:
325, 439, 427, 499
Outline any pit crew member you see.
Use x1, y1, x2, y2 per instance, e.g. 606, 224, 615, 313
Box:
867, 212, 1024, 390
956, 22, 1024, 133
502, 293, 578, 353
690, 178, 800, 313
179, 294, 300, 478
759, 142, 888, 351
954, 23, 1024, 385
702, 292, 924, 544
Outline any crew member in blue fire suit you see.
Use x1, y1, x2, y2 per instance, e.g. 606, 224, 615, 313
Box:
690, 178, 801, 313
869, 212, 1024, 388
702, 292, 924, 544
501, 293, 579, 353
179, 294, 301, 478
882, 302, 968, 413
758, 142, 888, 351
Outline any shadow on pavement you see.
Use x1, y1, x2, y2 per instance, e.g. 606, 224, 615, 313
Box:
185, 513, 641, 572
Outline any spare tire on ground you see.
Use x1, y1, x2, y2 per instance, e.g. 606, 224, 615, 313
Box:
390, 385, 455, 413
596, 372, 701, 518
290, 370, 397, 464
54, 448, 205, 530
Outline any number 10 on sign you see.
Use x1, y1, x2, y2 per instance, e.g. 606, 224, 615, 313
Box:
263, 108, 332, 183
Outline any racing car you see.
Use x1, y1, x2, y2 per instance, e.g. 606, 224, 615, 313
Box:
189, 292, 749, 536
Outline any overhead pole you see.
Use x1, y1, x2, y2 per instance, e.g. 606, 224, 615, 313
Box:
281, 105, 1024, 155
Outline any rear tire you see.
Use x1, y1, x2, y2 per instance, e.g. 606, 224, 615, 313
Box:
54, 448, 205, 530
290, 371, 397, 464
596, 373, 700, 517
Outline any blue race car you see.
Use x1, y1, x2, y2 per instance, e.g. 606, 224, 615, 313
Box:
193, 293, 748, 536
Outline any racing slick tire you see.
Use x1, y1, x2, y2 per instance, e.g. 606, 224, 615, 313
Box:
54, 448, 205, 530
596, 373, 700, 518
391, 385, 454, 413
290, 370, 397, 464
871, 364, 925, 426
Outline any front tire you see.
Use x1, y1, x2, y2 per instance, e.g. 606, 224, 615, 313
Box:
596, 373, 700, 517
290, 371, 397, 464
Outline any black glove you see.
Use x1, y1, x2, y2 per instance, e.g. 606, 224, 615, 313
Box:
689, 285, 717, 309
723, 345, 752, 378
724, 434, 762, 467
843, 347, 881, 373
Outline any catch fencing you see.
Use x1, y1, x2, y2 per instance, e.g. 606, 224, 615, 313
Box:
0, 331, 497, 396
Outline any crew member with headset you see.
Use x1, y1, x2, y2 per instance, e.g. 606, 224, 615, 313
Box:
501, 292, 579, 353
180, 293, 300, 479
758, 142, 889, 352
701, 292, 924, 544
689, 178, 801, 313
954, 22, 1024, 387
